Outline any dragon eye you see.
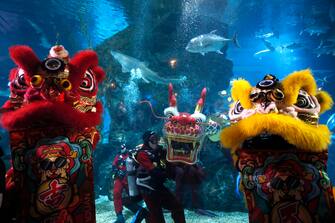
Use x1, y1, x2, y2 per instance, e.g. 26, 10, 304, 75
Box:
271, 89, 284, 101
80, 70, 95, 92
18, 73, 26, 86
165, 112, 174, 118
296, 95, 309, 108
249, 92, 259, 102
30, 75, 43, 87
233, 101, 244, 114
60, 79, 72, 91
295, 91, 315, 109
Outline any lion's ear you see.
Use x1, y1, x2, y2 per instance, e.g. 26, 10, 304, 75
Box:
231, 79, 253, 109
316, 91, 333, 114
281, 69, 317, 105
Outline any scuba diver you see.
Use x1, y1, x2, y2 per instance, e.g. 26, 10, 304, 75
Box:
135, 130, 185, 223
111, 144, 148, 223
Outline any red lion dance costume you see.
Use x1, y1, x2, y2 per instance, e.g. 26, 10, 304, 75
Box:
220, 70, 335, 222
1, 45, 105, 222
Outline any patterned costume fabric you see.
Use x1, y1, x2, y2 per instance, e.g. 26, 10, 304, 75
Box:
220, 70, 335, 222
0, 45, 105, 223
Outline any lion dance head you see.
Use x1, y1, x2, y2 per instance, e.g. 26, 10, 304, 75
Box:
221, 69, 335, 222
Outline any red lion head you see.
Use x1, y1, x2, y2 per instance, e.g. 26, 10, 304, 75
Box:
1, 45, 105, 130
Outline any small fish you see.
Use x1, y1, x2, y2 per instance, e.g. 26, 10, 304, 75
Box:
300, 23, 330, 36
315, 75, 331, 87
280, 42, 304, 52
186, 30, 240, 56
111, 51, 186, 85
254, 49, 271, 56
313, 45, 335, 57
255, 31, 279, 39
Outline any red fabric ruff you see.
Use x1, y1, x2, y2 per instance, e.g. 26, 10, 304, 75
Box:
1, 101, 102, 130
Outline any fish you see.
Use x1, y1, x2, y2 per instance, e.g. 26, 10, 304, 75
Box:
110, 51, 186, 85
300, 23, 330, 36
186, 30, 240, 56
315, 76, 330, 88
281, 42, 304, 52
322, 32, 335, 44
254, 49, 271, 56
255, 31, 279, 39
313, 45, 335, 57
26, 19, 52, 49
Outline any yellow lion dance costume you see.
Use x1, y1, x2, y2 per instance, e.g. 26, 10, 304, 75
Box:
221, 69, 335, 223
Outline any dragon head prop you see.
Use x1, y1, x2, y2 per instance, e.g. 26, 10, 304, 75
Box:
163, 84, 209, 164
220, 69, 335, 222
1, 45, 105, 130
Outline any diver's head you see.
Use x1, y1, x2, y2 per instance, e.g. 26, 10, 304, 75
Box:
143, 130, 159, 149
120, 144, 127, 154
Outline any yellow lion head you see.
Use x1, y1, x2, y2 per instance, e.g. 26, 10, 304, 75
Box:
220, 69, 333, 153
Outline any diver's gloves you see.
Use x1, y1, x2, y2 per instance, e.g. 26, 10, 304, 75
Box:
114, 213, 125, 223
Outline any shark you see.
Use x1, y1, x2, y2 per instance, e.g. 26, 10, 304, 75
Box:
110, 51, 186, 85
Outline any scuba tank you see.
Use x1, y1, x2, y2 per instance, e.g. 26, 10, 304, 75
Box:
126, 156, 139, 197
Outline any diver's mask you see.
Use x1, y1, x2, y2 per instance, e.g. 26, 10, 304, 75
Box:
120, 144, 127, 154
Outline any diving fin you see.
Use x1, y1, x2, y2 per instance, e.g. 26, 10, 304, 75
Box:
141, 76, 150, 83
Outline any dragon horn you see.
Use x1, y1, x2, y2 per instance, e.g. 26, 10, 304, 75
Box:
194, 88, 206, 113
168, 83, 177, 107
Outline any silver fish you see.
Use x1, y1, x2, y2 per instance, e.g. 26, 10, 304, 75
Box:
300, 23, 330, 36
186, 30, 240, 56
